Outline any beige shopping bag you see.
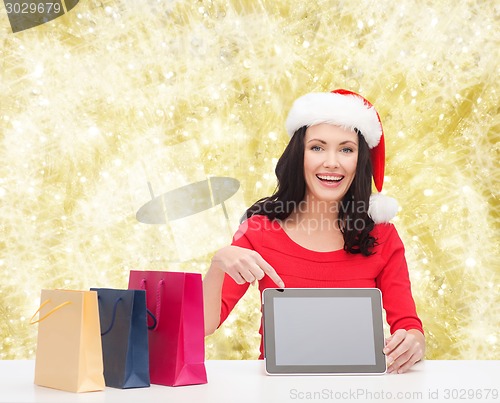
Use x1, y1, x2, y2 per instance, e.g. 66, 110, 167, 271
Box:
31, 289, 105, 393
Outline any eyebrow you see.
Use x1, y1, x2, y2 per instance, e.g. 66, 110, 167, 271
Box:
306, 139, 358, 146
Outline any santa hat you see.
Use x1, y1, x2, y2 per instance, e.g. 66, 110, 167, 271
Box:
285, 89, 398, 223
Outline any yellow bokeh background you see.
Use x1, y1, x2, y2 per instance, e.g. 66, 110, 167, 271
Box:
0, 0, 498, 360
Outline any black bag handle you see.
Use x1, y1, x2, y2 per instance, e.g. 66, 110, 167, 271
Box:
98, 296, 122, 336
147, 309, 157, 330
140, 279, 164, 331
98, 294, 156, 333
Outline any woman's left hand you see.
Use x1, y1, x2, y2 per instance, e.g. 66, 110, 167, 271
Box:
384, 329, 425, 374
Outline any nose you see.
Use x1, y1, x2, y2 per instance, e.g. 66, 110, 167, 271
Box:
323, 151, 339, 168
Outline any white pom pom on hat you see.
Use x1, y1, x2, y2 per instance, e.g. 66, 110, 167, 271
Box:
285, 89, 398, 224
368, 193, 398, 224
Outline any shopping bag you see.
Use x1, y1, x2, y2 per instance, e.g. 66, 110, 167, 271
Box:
31, 289, 105, 393
128, 270, 207, 386
91, 288, 150, 389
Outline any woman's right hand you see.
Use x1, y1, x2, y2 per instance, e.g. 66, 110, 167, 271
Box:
211, 245, 285, 288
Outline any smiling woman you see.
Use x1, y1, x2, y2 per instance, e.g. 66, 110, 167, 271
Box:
203, 89, 425, 374
303, 124, 359, 204
0, 0, 497, 366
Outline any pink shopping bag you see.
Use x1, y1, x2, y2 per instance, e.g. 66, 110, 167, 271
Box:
128, 271, 207, 386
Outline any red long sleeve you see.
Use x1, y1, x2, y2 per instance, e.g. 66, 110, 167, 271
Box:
220, 215, 423, 358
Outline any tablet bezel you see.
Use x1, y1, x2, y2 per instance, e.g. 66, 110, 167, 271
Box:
262, 288, 387, 375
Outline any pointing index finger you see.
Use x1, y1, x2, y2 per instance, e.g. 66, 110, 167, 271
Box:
255, 254, 284, 288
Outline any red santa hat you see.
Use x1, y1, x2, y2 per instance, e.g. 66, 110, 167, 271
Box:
285, 89, 398, 223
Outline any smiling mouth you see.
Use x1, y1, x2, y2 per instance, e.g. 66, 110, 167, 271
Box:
316, 174, 344, 183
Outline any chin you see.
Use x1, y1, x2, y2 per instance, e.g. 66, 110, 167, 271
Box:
309, 190, 347, 204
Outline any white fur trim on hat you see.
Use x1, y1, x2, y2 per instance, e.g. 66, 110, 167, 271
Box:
368, 193, 398, 224
285, 92, 383, 148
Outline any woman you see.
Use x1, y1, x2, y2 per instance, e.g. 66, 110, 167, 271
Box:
203, 89, 425, 374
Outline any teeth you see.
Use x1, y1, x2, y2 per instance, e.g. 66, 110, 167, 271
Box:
317, 175, 342, 181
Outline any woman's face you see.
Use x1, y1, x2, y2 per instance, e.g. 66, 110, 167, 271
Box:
303, 123, 359, 204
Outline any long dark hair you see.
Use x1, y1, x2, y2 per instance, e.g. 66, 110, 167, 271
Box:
244, 126, 376, 256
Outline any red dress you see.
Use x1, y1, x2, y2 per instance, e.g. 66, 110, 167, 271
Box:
220, 215, 424, 358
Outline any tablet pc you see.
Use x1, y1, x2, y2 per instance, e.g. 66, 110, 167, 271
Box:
262, 288, 386, 375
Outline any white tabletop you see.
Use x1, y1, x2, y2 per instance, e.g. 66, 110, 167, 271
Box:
0, 360, 498, 403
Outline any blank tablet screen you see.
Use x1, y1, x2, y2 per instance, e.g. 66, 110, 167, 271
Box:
274, 297, 375, 365
263, 288, 386, 374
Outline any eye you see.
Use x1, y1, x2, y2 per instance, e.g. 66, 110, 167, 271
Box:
340, 147, 354, 153
310, 145, 323, 152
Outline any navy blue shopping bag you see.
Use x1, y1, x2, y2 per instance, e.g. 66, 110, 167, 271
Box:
91, 288, 150, 389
